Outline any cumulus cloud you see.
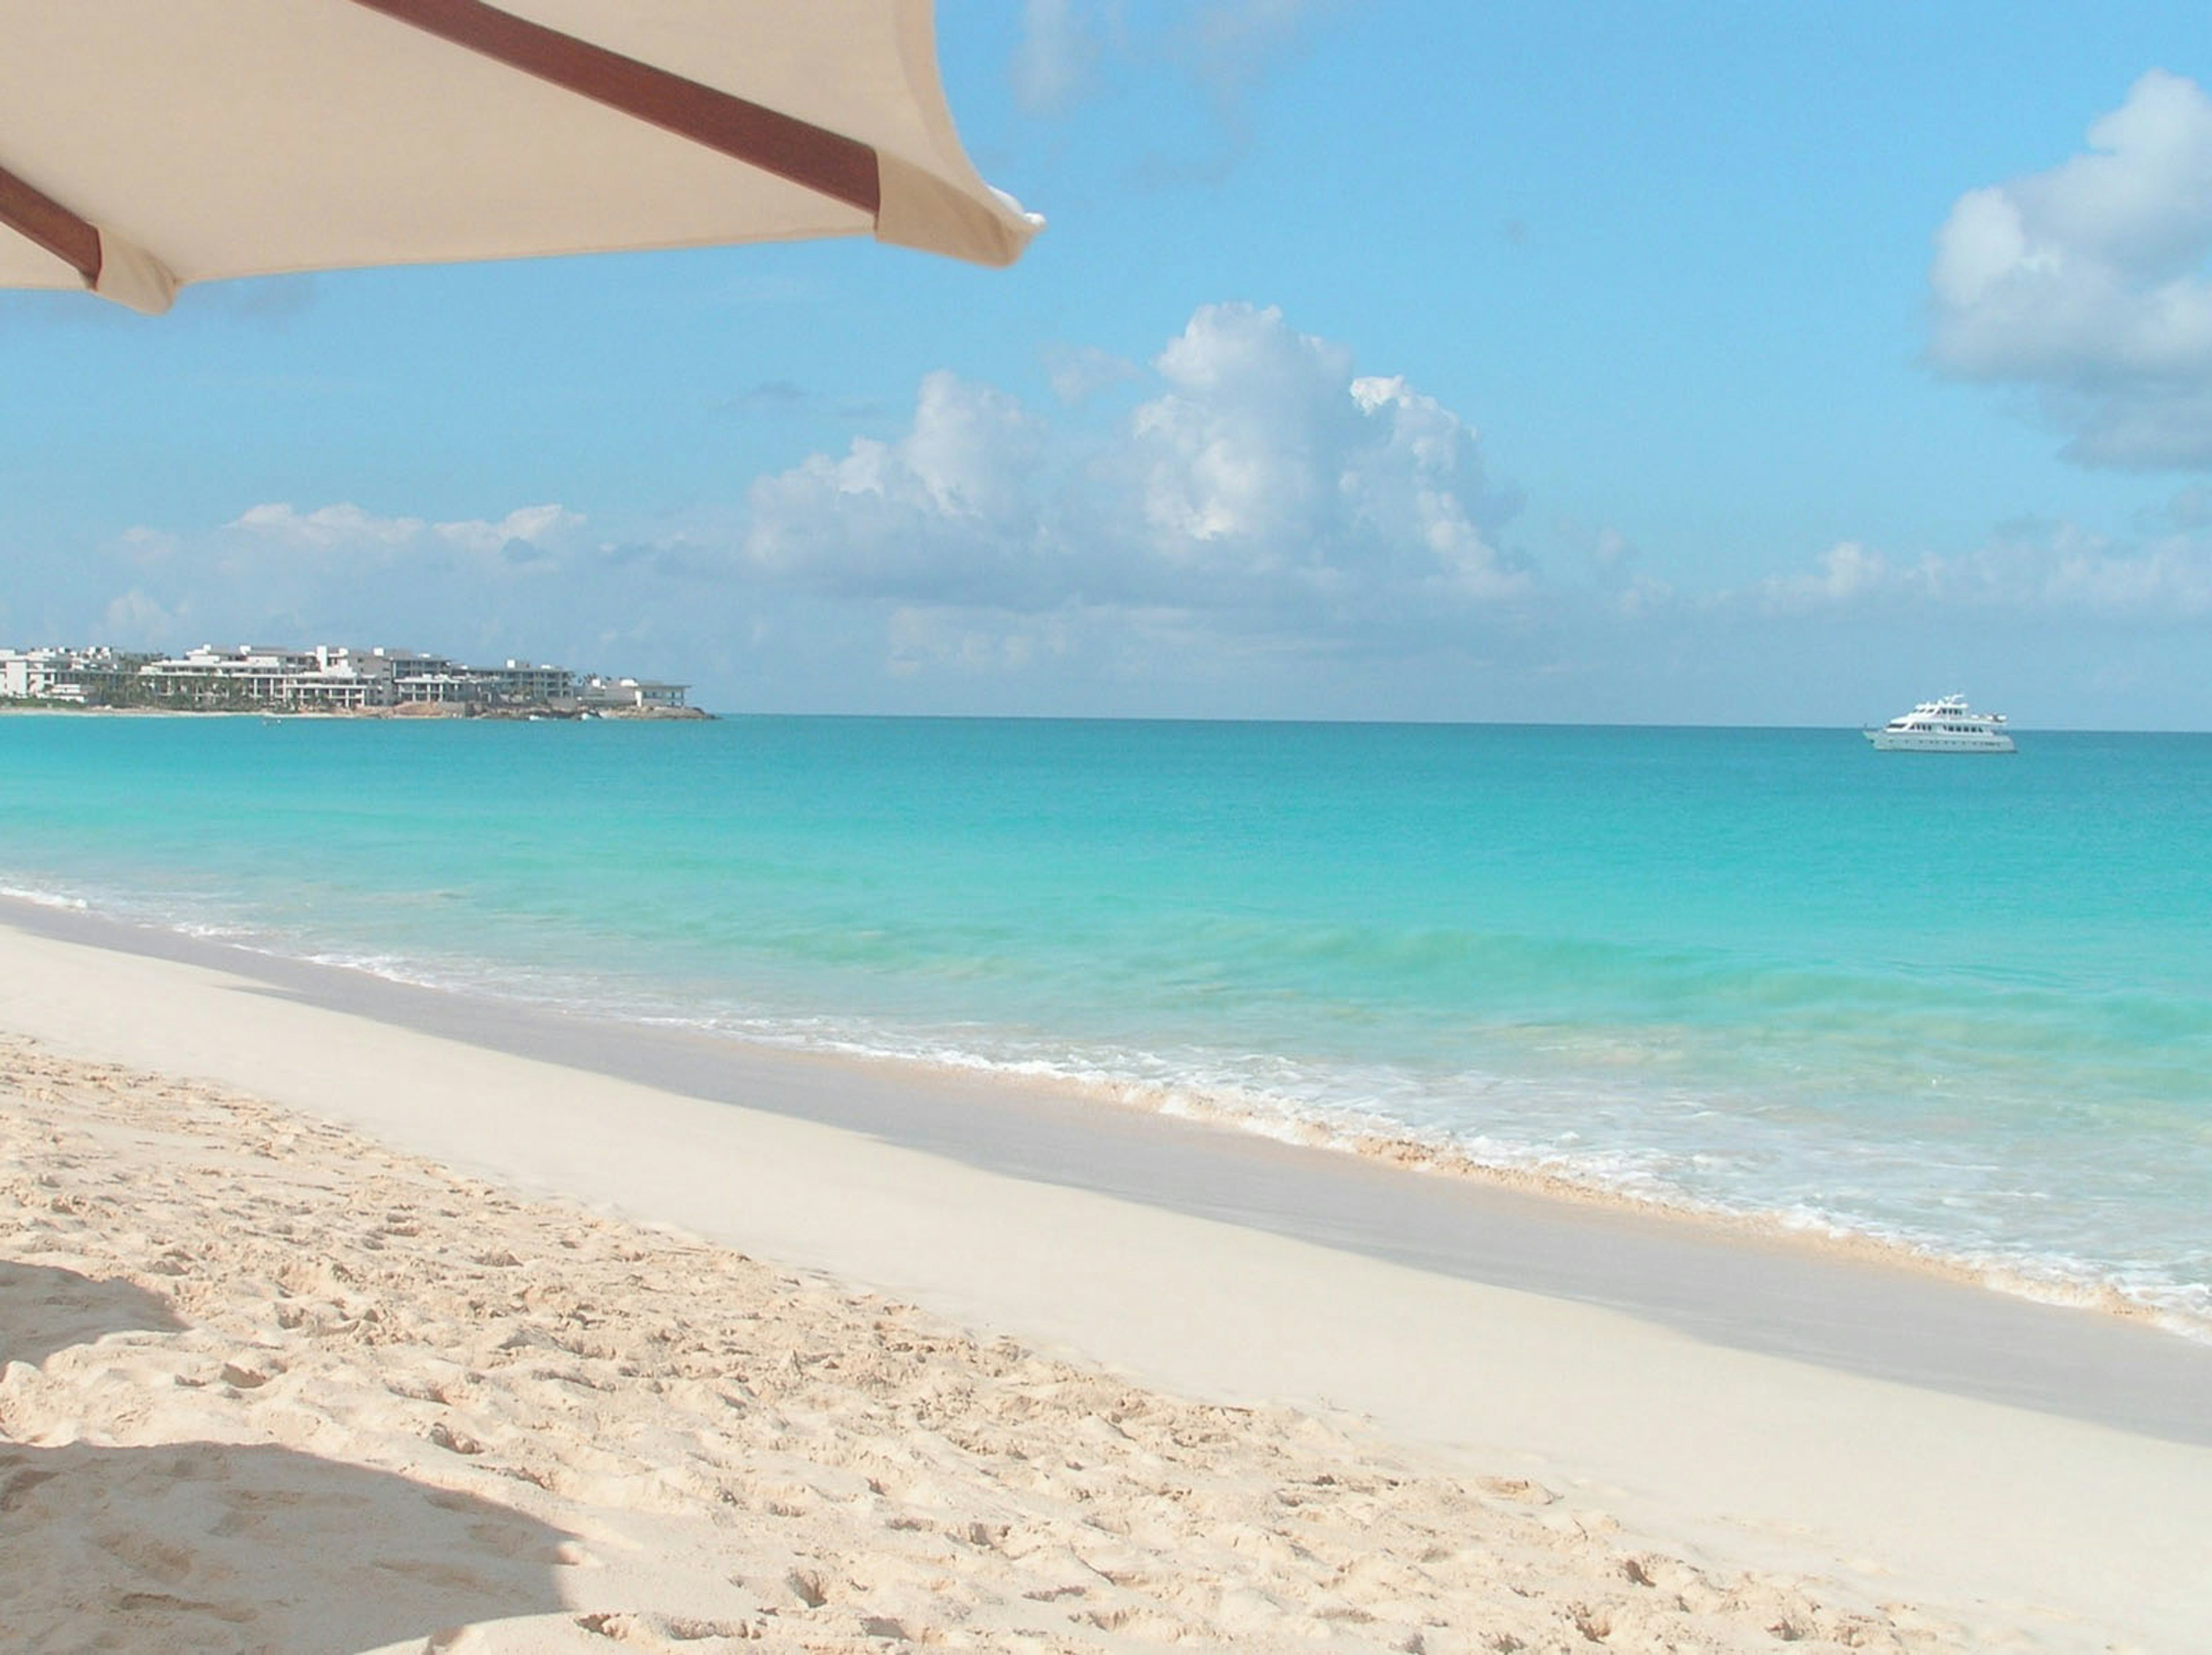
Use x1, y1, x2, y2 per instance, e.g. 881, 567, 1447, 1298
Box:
1118, 305, 1528, 615
744, 370, 1052, 605
742, 302, 1527, 654
1929, 70, 2212, 467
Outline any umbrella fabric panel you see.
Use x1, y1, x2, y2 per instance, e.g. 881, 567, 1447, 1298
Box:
0, 0, 1037, 312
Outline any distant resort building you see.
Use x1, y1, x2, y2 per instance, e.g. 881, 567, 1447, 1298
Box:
0, 642, 690, 715
578, 674, 691, 711
484, 658, 577, 704
0, 645, 142, 705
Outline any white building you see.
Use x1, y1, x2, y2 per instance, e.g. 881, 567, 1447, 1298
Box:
481, 659, 576, 703
135, 644, 467, 709
138, 645, 328, 707
0, 649, 63, 699
578, 675, 689, 710
1, 646, 141, 703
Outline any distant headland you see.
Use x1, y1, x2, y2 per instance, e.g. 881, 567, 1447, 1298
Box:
0, 643, 707, 719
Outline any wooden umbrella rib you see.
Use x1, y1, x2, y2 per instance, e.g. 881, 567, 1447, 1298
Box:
345, 0, 882, 217
0, 162, 102, 285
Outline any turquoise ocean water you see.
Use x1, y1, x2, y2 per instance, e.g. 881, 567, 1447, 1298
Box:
3, 714, 2208, 1334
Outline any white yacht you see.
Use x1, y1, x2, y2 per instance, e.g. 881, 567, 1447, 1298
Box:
1865, 695, 2015, 752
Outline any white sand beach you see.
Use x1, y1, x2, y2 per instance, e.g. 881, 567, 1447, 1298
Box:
5, 914, 2210, 1652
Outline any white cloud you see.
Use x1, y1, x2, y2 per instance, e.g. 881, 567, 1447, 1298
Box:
1128, 302, 1363, 548
433, 503, 585, 555
1741, 521, 2212, 622
1929, 70, 2212, 467
227, 501, 582, 556
1753, 540, 1893, 614
741, 302, 1527, 658
1112, 305, 1528, 614
1341, 374, 1528, 600
230, 501, 425, 549
743, 370, 1051, 605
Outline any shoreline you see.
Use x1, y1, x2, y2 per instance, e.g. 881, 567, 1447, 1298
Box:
868, 1048, 2212, 1346
2, 883, 2205, 1351
5, 907, 2212, 1648
8, 893, 2212, 1445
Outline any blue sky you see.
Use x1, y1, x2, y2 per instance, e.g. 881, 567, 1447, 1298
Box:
5, 1, 2212, 726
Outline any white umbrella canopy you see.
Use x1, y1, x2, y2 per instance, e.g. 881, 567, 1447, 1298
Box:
0, 0, 1041, 315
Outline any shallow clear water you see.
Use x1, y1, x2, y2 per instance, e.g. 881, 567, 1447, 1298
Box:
3, 713, 2208, 1330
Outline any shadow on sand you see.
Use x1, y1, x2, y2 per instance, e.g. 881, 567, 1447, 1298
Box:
0, 1260, 185, 1369
1, 1263, 574, 1654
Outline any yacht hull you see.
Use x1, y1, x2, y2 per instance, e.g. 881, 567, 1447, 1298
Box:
1864, 729, 2015, 753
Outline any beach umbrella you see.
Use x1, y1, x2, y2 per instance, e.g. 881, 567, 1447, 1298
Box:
0, 0, 1040, 316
